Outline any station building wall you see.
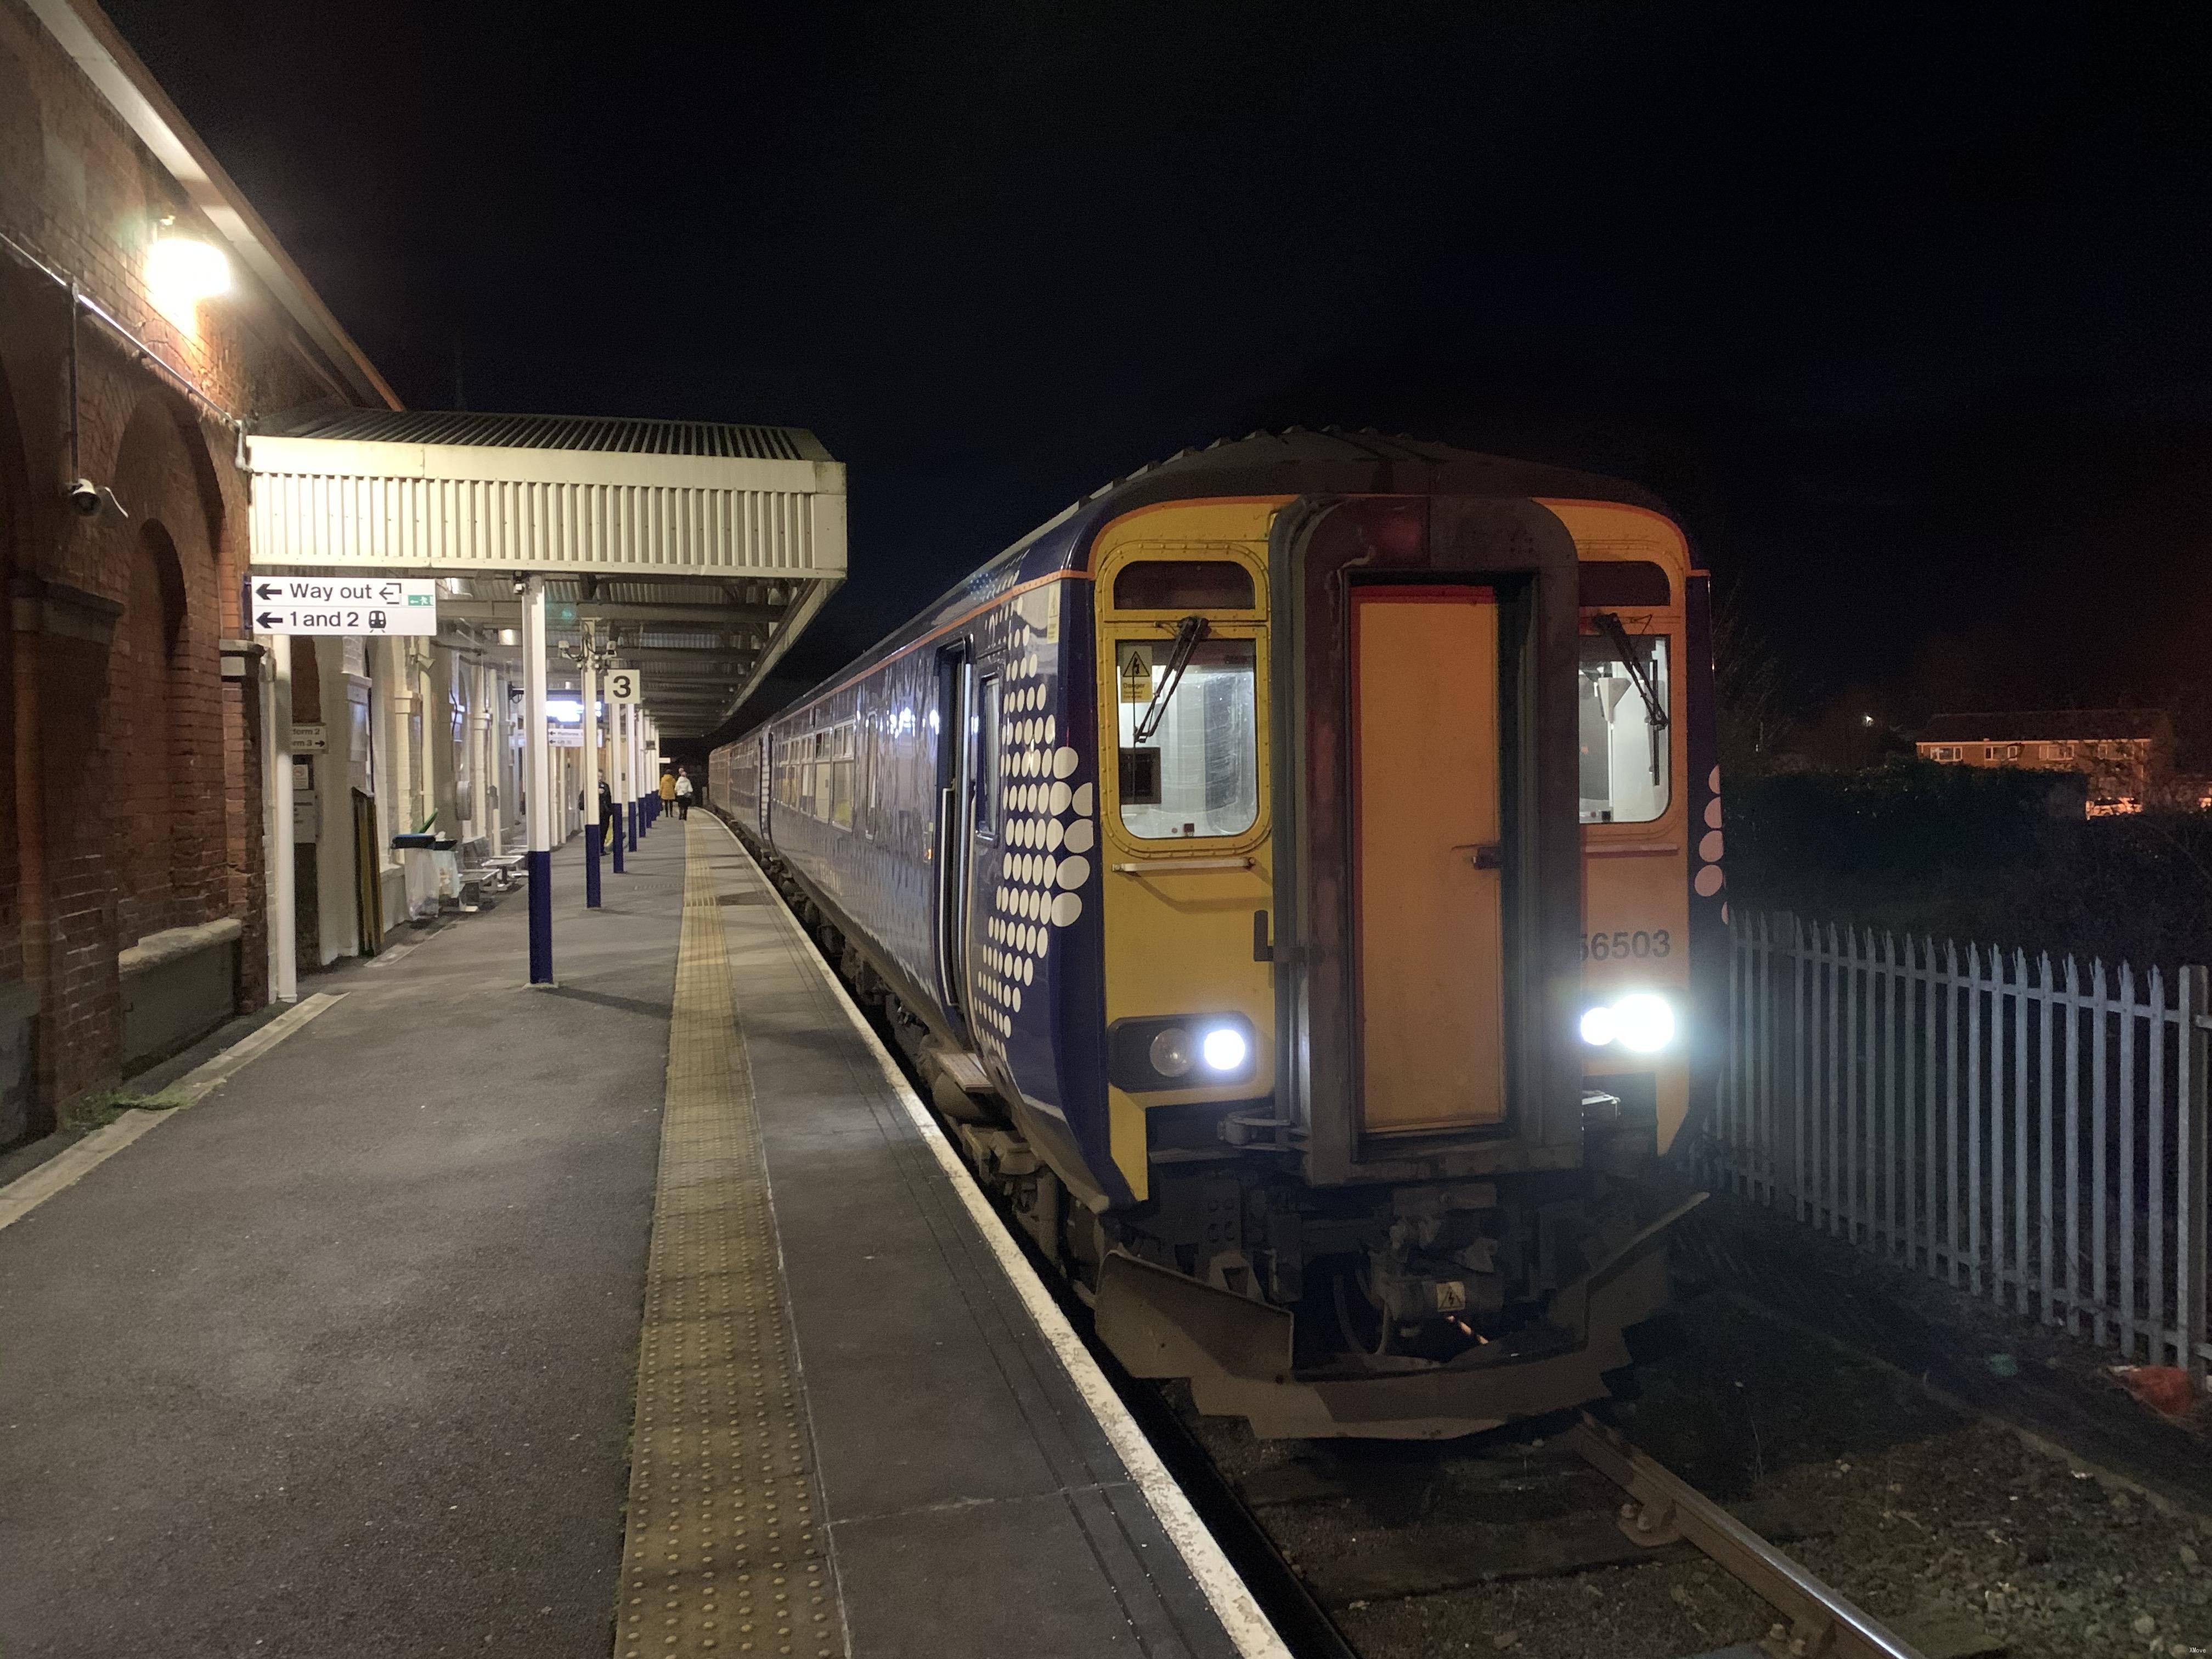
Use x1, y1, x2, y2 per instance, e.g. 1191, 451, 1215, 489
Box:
0, 0, 382, 1142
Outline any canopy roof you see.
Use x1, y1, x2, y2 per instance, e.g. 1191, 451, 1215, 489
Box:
245, 409, 845, 736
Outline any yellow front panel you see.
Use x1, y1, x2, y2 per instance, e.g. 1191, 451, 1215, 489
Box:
1353, 589, 1507, 1133
1540, 498, 1697, 1154
1093, 499, 1286, 1201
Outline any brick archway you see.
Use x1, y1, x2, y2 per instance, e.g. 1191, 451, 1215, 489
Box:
105, 391, 225, 947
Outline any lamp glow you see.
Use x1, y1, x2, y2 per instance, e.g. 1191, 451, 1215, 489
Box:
1579, 1006, 1618, 1047
1200, 1026, 1248, 1073
1613, 993, 1675, 1053
146, 235, 230, 328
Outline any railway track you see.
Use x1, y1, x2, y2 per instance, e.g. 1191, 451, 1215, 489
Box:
1144, 1379, 1938, 1659
1567, 1414, 1925, 1659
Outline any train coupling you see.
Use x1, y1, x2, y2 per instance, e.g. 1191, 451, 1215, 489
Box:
1094, 1190, 1705, 1440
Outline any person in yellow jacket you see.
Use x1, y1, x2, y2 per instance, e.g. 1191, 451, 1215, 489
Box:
658, 769, 677, 823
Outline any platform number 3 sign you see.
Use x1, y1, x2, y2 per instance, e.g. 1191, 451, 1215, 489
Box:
606, 669, 643, 704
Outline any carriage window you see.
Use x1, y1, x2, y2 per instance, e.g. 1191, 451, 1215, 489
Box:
1113, 560, 1255, 611
831, 724, 854, 829
1579, 635, 1671, 824
976, 675, 1001, 838
1115, 636, 1259, 839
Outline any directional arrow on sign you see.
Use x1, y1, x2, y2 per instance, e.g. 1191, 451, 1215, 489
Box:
244, 575, 440, 635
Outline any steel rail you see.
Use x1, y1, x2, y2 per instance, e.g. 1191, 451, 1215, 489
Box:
1567, 1414, 1927, 1659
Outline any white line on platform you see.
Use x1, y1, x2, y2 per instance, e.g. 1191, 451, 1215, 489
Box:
705, 816, 1294, 1659
0, 992, 345, 1234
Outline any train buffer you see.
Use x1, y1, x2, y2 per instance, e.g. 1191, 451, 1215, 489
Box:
0, 819, 1282, 1659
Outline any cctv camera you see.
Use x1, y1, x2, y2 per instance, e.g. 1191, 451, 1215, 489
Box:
65, 478, 101, 517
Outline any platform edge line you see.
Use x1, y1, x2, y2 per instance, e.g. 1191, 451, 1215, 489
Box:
704, 814, 1294, 1659
0, 991, 345, 1232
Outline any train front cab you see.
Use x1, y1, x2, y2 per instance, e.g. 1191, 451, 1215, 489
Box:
1092, 490, 1705, 1439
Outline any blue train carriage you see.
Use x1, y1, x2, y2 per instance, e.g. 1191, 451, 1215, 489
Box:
711, 432, 1721, 1439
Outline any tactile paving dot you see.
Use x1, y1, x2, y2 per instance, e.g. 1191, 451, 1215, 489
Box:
616, 823, 847, 1658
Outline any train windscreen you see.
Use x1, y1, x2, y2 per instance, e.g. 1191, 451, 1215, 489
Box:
1579, 635, 1671, 823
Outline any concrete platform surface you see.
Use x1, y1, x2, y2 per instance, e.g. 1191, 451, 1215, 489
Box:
699, 820, 1251, 1659
0, 811, 1269, 1659
0, 828, 685, 1657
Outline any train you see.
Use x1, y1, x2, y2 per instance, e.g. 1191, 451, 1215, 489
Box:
709, 430, 1722, 1438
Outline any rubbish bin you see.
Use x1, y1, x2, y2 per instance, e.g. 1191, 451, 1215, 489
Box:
391, 833, 461, 919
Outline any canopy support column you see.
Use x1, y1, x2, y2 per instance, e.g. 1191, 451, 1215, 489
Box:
264, 633, 297, 1003
582, 652, 602, 910
611, 703, 627, 874
523, 577, 554, 984
631, 711, 645, 847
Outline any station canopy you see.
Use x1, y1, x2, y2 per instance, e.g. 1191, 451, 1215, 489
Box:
245, 409, 846, 737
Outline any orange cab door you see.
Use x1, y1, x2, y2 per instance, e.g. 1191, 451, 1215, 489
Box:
1351, 585, 1507, 1133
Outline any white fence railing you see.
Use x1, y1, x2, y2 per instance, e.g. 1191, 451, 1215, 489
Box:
1706, 914, 2211, 1380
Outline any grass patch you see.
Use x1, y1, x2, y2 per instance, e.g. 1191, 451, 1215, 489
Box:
61, 1087, 194, 1132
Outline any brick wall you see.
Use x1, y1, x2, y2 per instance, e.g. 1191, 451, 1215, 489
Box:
0, 0, 384, 1133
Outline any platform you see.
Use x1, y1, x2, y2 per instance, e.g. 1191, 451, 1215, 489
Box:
0, 816, 1269, 1658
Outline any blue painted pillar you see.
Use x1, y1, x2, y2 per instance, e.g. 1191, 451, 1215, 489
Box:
582, 654, 602, 910
523, 575, 554, 983
629, 704, 643, 850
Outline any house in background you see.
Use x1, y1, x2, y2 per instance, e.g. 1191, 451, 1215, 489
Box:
1914, 710, 2198, 813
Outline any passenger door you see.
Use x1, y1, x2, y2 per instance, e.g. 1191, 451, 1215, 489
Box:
1351, 585, 1506, 1131
1272, 495, 1586, 1183
934, 643, 974, 1024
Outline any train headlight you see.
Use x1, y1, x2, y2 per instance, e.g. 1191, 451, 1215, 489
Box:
1579, 993, 1675, 1052
1613, 993, 1675, 1052
1200, 1025, 1248, 1073
1149, 1027, 1195, 1077
1113, 1014, 1257, 1090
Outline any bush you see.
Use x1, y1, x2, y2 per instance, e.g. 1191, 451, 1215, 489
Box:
1728, 760, 2212, 970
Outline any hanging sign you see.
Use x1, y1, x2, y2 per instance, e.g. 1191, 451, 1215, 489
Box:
605, 667, 645, 704
246, 576, 439, 635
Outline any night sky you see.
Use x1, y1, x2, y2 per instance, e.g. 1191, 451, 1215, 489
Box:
103, 2, 2212, 745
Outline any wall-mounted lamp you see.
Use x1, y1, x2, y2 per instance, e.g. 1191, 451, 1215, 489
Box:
146, 219, 230, 330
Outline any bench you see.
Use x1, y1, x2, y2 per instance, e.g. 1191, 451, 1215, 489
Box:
473, 854, 526, 894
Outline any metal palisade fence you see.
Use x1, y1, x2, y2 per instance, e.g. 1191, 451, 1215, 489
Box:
1706, 914, 2211, 1381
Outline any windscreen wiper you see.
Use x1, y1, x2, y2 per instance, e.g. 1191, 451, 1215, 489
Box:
1590, 611, 1669, 732
1133, 614, 1210, 743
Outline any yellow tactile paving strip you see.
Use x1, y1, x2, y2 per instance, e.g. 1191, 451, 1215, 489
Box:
615, 822, 844, 1658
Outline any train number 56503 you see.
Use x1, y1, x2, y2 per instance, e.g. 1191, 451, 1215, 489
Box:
1582, 928, 1670, 961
